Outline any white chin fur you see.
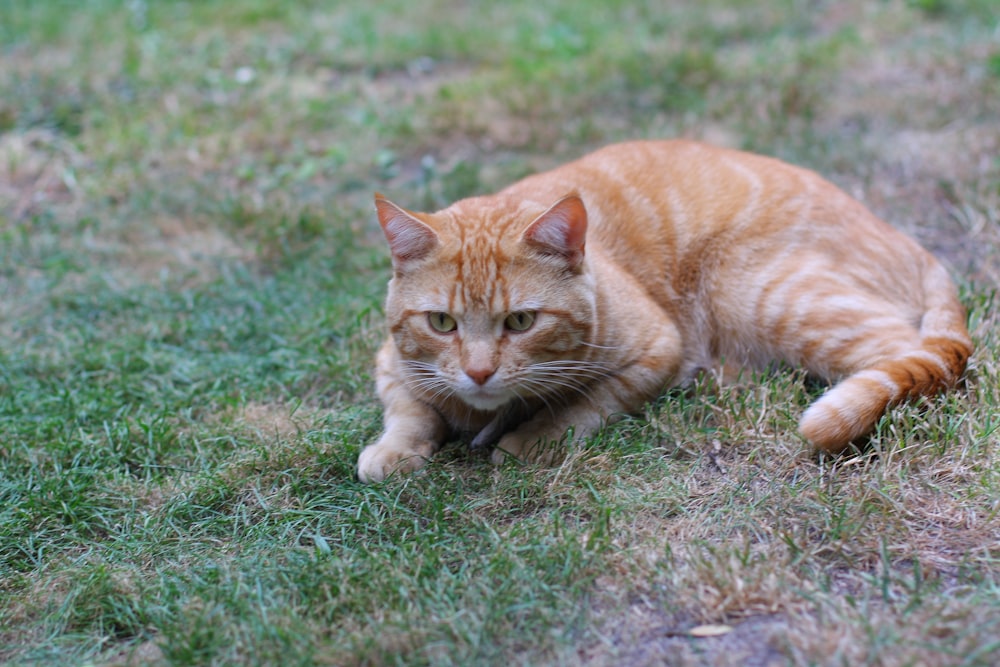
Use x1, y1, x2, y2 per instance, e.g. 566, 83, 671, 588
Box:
461, 392, 512, 411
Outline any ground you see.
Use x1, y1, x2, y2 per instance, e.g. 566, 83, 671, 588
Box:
1, 1, 998, 665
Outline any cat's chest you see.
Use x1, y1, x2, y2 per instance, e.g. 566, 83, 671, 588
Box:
435, 398, 535, 448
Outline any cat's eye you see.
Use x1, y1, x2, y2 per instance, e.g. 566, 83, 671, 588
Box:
428, 312, 457, 333
504, 311, 536, 332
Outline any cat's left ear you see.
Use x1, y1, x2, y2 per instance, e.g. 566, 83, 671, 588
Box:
521, 194, 587, 269
374, 194, 440, 267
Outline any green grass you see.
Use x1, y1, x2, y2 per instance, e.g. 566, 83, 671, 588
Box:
2, 0, 999, 665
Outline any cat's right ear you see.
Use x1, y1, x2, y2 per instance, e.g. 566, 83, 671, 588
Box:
374, 194, 439, 267
521, 194, 588, 269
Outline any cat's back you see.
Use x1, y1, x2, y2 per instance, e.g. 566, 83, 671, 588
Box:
502, 140, 936, 332
503, 139, 856, 252
500, 141, 854, 299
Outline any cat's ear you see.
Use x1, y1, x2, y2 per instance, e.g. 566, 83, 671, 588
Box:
374, 194, 439, 266
521, 194, 587, 268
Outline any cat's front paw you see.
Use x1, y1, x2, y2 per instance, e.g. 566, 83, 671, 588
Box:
356, 438, 434, 483
490, 431, 564, 467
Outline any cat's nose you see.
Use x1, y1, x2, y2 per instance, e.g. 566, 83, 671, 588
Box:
465, 367, 495, 385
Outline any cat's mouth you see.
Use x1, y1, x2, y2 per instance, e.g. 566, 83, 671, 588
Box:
461, 387, 515, 412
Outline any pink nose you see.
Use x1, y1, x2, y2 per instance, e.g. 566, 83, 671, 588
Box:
465, 367, 495, 385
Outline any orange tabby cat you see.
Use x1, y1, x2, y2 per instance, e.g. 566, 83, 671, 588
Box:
356, 140, 971, 483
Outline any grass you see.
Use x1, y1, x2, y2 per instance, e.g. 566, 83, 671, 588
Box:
1, 0, 999, 665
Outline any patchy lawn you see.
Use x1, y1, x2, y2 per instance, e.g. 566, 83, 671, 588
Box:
1, 1, 998, 665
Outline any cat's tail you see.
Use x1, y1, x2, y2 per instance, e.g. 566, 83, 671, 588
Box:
798, 262, 973, 452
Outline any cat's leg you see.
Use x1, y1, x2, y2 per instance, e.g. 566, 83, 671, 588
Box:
357, 405, 446, 482
489, 402, 610, 466
357, 342, 448, 483
491, 308, 684, 466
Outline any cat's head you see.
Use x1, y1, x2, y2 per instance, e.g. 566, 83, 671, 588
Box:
375, 193, 596, 413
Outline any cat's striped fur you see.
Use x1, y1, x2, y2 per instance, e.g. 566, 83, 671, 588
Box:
356, 140, 971, 482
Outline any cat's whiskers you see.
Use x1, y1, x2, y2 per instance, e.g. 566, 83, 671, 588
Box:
527, 361, 615, 384
514, 359, 614, 411
410, 380, 456, 404
523, 378, 598, 400
512, 380, 561, 419
579, 341, 621, 350
401, 361, 456, 403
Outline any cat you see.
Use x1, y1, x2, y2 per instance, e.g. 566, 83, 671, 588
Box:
356, 140, 972, 483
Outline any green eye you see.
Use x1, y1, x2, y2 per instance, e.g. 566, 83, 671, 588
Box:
504, 311, 536, 332
428, 312, 457, 333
